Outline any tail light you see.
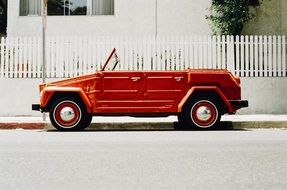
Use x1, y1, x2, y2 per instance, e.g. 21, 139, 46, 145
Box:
234, 76, 241, 85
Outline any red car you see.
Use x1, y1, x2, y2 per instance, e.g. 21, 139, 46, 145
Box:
32, 48, 248, 131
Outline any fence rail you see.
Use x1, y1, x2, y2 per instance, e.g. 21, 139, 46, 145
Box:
0, 35, 286, 78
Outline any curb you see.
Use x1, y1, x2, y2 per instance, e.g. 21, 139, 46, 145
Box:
85, 121, 287, 130
44, 122, 175, 131
0, 122, 44, 130
228, 121, 287, 129
1, 121, 286, 130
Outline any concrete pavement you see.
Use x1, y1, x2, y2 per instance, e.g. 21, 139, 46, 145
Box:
1, 129, 287, 190
0, 115, 287, 130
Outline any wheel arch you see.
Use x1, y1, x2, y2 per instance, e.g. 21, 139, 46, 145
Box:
178, 86, 233, 114
41, 87, 92, 113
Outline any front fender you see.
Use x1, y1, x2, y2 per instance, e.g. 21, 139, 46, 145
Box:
40, 86, 93, 113
178, 86, 234, 113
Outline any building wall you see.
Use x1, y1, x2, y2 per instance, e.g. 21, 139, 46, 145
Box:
7, 0, 212, 37
157, 0, 211, 35
243, 0, 287, 35
9, 0, 287, 37
8, 0, 287, 37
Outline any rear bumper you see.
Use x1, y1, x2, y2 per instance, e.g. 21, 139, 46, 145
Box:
32, 104, 41, 111
229, 100, 249, 109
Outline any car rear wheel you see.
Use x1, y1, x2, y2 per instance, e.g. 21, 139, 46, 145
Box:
179, 97, 221, 130
49, 97, 92, 131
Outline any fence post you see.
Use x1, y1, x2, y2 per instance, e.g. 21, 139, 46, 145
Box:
227, 35, 235, 75
235, 35, 240, 76
278, 36, 282, 77
258, 36, 263, 77
283, 36, 286, 77
13, 37, 18, 78
212, 36, 216, 69
207, 35, 212, 69
272, 36, 277, 77
245, 36, 250, 77
5, 37, 11, 78
250, 35, 254, 77
0, 37, 4, 78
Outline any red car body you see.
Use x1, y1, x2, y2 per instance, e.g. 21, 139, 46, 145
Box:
33, 49, 248, 131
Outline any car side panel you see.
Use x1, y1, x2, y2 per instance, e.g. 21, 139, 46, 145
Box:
144, 71, 189, 112
93, 71, 189, 113
94, 71, 146, 113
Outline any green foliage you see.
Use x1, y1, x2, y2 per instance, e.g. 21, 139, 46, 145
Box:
206, 0, 261, 35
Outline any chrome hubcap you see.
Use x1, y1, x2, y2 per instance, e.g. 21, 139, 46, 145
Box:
196, 106, 212, 121
60, 107, 76, 122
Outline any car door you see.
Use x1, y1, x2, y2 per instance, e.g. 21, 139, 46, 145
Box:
95, 71, 144, 113
144, 71, 188, 113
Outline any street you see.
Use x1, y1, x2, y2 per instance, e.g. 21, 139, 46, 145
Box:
0, 129, 287, 190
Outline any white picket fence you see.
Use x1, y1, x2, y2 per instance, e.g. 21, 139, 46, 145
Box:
0, 35, 286, 78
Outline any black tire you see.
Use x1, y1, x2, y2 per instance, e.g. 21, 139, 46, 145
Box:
179, 97, 222, 130
82, 113, 93, 129
49, 96, 92, 131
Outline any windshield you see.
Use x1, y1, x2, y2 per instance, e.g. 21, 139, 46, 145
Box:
101, 48, 119, 71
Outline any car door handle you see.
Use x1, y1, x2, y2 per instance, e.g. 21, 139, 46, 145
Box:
174, 76, 184, 81
130, 77, 141, 81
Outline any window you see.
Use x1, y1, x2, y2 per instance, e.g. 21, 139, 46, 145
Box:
20, 0, 114, 16
91, 0, 114, 15
20, 0, 41, 16
48, 0, 88, 16
48, 0, 114, 16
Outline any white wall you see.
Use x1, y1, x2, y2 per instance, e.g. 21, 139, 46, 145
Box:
239, 78, 287, 114
0, 78, 43, 116
8, 0, 287, 36
0, 78, 286, 116
157, 0, 211, 35
7, 0, 212, 37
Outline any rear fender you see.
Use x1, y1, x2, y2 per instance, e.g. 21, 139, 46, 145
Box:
40, 87, 93, 113
178, 86, 235, 113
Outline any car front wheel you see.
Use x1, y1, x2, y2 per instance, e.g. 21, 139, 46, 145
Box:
49, 97, 92, 131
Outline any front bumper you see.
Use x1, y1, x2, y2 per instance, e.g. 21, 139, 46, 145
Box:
32, 104, 41, 111
229, 100, 249, 109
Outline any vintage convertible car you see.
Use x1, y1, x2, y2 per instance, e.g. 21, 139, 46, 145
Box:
32, 48, 248, 131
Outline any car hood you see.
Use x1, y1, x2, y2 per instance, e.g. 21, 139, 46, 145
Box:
40, 73, 99, 91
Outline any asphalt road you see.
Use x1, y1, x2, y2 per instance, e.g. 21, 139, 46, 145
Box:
0, 129, 287, 190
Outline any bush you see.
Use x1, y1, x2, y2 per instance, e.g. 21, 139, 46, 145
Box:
206, 0, 262, 35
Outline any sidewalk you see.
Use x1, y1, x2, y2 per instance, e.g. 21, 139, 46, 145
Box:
0, 115, 287, 130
